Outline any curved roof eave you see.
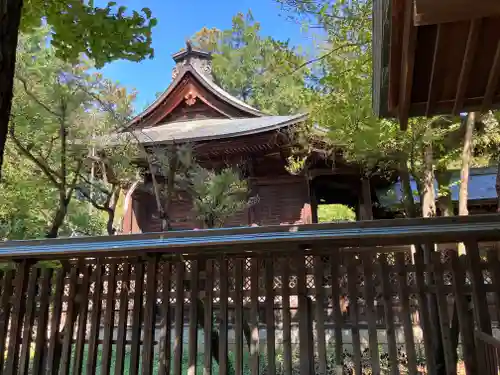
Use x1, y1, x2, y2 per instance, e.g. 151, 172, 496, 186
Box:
126, 65, 265, 129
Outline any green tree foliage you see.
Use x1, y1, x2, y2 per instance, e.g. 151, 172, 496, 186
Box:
0, 0, 156, 179
4, 29, 138, 239
317, 204, 356, 222
188, 167, 250, 229
193, 12, 312, 115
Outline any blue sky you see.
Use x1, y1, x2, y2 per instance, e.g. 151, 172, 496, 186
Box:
98, 0, 318, 112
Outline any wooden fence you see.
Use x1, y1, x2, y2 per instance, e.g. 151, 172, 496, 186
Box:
0, 214, 499, 375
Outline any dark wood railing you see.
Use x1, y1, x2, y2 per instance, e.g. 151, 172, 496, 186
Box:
0, 214, 498, 375
475, 331, 500, 375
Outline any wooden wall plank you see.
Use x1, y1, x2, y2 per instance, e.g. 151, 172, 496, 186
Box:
487, 250, 500, 323
450, 252, 477, 375
60, 265, 79, 375
143, 258, 158, 375
188, 260, 199, 375
413, 248, 436, 375
466, 241, 492, 334
250, 257, 261, 375
32, 267, 52, 375
347, 256, 362, 375
218, 258, 229, 375
234, 258, 243, 375
395, 253, 417, 375
203, 259, 213, 375
379, 255, 399, 375
313, 256, 327, 375
431, 253, 455, 374
73, 265, 91, 375
158, 261, 172, 375
5, 261, 29, 374
101, 263, 117, 375
130, 260, 145, 375
173, 261, 185, 375
330, 250, 343, 370
46, 268, 65, 375
297, 255, 313, 375
115, 262, 130, 375
87, 263, 104, 375
362, 254, 380, 375
265, 257, 276, 375
18, 267, 38, 375
0, 269, 14, 372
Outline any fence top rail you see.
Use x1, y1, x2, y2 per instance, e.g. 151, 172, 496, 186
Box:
0, 214, 499, 260
475, 330, 500, 349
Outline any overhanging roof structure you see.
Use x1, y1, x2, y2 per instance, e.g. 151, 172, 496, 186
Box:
373, 0, 500, 129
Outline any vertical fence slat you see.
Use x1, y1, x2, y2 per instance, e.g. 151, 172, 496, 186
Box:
234, 258, 243, 375
19, 266, 38, 375
159, 261, 172, 375
46, 268, 65, 375
466, 241, 492, 334
218, 258, 228, 375
32, 267, 52, 375
379, 255, 399, 375
130, 260, 144, 375
188, 259, 199, 375
73, 265, 91, 375
362, 254, 380, 375
330, 250, 343, 371
174, 260, 185, 375
143, 257, 157, 375
280, 258, 292, 375
115, 262, 130, 375
250, 257, 262, 375
87, 263, 104, 375
413, 246, 436, 375
314, 256, 327, 375
395, 252, 417, 375
203, 259, 213, 375
431, 252, 455, 375
347, 256, 362, 375
265, 257, 276, 375
0, 269, 14, 372
5, 261, 29, 375
101, 263, 117, 375
450, 251, 476, 375
60, 265, 79, 375
487, 250, 500, 323
297, 255, 313, 375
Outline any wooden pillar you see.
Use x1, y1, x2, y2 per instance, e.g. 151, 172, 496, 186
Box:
309, 176, 319, 224
358, 177, 373, 220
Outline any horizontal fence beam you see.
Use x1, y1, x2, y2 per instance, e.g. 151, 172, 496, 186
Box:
0, 214, 499, 260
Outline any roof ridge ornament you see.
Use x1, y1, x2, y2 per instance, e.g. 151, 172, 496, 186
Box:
171, 41, 213, 81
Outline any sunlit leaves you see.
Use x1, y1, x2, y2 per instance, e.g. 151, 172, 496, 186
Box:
21, 0, 156, 68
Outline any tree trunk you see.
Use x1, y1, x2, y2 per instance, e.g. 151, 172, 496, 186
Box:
399, 156, 417, 217
46, 202, 68, 238
421, 142, 436, 217
459, 112, 474, 218
435, 169, 453, 217
0, 0, 24, 179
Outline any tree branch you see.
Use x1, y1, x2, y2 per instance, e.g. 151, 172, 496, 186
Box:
290, 42, 364, 75
16, 76, 61, 118
9, 127, 62, 189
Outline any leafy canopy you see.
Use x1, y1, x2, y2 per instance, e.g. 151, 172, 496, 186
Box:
21, 0, 157, 68
193, 11, 313, 115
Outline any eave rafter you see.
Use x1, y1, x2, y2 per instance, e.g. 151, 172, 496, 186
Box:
452, 19, 481, 116
397, 0, 417, 130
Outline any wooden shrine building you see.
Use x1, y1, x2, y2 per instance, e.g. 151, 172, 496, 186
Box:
118, 43, 393, 233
